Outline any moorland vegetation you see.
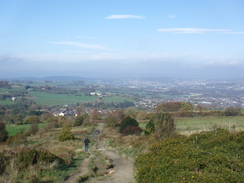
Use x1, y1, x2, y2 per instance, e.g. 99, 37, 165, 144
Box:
0, 80, 243, 182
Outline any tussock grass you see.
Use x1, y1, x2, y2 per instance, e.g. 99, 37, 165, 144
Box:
0, 123, 98, 182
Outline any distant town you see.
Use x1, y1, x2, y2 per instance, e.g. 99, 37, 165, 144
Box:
1, 76, 243, 113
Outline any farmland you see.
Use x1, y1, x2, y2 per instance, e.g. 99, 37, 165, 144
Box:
6, 123, 47, 136
176, 116, 244, 134
28, 91, 99, 106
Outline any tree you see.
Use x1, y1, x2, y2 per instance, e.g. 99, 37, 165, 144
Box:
24, 116, 40, 124
0, 122, 8, 142
224, 107, 241, 116
119, 116, 139, 133
152, 112, 175, 139
76, 104, 83, 116
157, 102, 193, 112
111, 109, 125, 121
124, 107, 138, 118
74, 115, 84, 126
145, 104, 176, 140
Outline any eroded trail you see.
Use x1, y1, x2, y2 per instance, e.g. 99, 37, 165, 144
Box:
88, 140, 135, 183
65, 123, 135, 183
64, 153, 91, 183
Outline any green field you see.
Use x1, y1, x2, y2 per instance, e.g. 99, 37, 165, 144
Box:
176, 116, 244, 134
28, 91, 99, 105
6, 123, 47, 136
101, 96, 129, 103
139, 116, 244, 135
0, 99, 14, 105
0, 86, 25, 93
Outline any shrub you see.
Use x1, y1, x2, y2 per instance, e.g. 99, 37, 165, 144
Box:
74, 115, 84, 126
122, 125, 142, 135
0, 153, 5, 175
0, 122, 8, 142
144, 118, 155, 135
15, 121, 24, 125
14, 148, 65, 170
119, 116, 139, 133
224, 107, 241, 116
135, 129, 244, 182
24, 116, 40, 124
29, 121, 39, 135
149, 112, 176, 140
58, 126, 74, 141
6, 131, 27, 147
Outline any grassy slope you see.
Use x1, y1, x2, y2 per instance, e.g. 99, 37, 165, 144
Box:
176, 116, 244, 134
1, 125, 95, 182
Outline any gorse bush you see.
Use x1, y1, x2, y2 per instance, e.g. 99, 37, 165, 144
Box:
144, 118, 155, 135
58, 126, 74, 141
14, 148, 65, 170
135, 129, 244, 183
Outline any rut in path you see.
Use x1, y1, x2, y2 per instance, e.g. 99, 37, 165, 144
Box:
87, 123, 135, 183
64, 152, 91, 183
88, 142, 135, 183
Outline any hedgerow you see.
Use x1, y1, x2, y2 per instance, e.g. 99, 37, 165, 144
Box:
135, 129, 244, 182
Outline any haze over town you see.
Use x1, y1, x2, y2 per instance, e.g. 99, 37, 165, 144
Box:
1, 0, 244, 79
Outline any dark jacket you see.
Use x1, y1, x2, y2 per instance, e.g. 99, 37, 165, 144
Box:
84, 138, 90, 145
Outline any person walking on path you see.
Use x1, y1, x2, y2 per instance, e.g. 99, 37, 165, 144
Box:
84, 137, 90, 152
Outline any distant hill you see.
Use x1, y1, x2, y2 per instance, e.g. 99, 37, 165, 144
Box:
0, 76, 97, 82
43, 76, 89, 81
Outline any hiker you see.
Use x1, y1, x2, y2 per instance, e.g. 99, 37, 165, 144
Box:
84, 137, 90, 152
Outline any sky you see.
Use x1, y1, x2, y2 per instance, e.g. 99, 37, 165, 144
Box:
0, 0, 244, 79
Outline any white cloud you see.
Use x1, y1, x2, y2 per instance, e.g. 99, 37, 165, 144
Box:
74, 36, 96, 39
225, 31, 244, 34
167, 15, 176, 19
50, 41, 107, 50
105, 15, 145, 19
157, 28, 231, 34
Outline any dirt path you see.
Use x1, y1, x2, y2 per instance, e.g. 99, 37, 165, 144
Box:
90, 147, 135, 183
64, 152, 90, 183
65, 123, 135, 183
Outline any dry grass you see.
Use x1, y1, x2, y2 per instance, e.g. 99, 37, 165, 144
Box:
0, 124, 98, 182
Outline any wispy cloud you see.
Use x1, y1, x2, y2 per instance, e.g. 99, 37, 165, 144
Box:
74, 36, 96, 39
105, 15, 145, 19
157, 28, 231, 34
167, 15, 176, 19
50, 41, 107, 50
205, 61, 240, 66
224, 31, 244, 34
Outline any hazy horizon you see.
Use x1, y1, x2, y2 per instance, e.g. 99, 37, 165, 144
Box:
1, 0, 244, 79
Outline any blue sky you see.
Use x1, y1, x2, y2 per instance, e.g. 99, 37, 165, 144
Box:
0, 0, 244, 79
